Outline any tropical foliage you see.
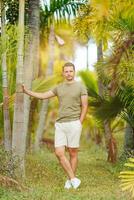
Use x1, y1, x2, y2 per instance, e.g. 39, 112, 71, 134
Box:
0, 0, 134, 198
119, 158, 134, 198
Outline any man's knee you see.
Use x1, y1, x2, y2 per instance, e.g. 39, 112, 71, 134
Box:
55, 147, 65, 159
68, 148, 78, 158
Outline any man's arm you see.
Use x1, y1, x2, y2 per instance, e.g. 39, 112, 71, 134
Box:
80, 95, 88, 124
22, 84, 55, 99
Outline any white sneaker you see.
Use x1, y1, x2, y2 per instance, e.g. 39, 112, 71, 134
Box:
64, 180, 72, 189
71, 177, 81, 189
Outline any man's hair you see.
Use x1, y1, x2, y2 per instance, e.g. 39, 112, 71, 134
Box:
62, 62, 75, 71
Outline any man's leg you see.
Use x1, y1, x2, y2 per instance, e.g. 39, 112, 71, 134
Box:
55, 146, 75, 179
68, 148, 78, 174
66, 147, 81, 189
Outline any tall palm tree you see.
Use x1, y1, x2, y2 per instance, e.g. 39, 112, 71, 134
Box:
23, 0, 40, 151
96, 41, 116, 162
74, 0, 134, 162
12, 0, 25, 177
1, 0, 12, 151
100, 1, 134, 153
74, 0, 118, 162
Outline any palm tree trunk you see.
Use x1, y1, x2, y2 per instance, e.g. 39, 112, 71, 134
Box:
23, 0, 39, 151
12, 0, 25, 177
97, 41, 117, 163
27, 98, 38, 150
34, 25, 55, 151
1, 1, 12, 152
29, 0, 39, 79
124, 123, 134, 153
104, 120, 117, 163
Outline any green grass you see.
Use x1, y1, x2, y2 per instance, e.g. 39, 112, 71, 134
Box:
0, 134, 131, 200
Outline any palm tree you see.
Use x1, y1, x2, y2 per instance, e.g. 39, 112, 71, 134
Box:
97, 41, 117, 162
12, 0, 25, 177
74, 0, 118, 162
119, 158, 134, 199
118, 84, 134, 153
79, 69, 134, 160
1, 0, 12, 151
74, 0, 134, 162
100, 1, 134, 153
23, 0, 40, 151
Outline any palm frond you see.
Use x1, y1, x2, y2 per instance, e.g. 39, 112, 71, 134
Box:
79, 70, 124, 121
41, 0, 86, 28
32, 74, 63, 92
93, 95, 123, 121
78, 70, 99, 98
96, 42, 134, 91
120, 111, 134, 128
118, 85, 134, 118
73, 5, 92, 43
119, 158, 134, 198
110, 1, 134, 33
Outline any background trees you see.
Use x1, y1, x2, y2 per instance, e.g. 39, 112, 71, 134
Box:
12, 0, 25, 177
0, 0, 85, 177
1, 0, 12, 152
0, 0, 134, 198
74, 0, 134, 162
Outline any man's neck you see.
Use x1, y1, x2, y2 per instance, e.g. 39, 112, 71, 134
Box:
65, 79, 75, 84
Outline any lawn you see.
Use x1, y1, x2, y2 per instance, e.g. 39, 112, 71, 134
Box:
0, 133, 131, 200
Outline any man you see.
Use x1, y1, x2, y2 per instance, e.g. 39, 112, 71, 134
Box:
22, 62, 88, 189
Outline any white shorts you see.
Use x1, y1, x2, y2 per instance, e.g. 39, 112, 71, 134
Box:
54, 120, 82, 148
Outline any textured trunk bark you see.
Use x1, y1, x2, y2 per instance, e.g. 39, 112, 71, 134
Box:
30, 0, 39, 80
104, 120, 117, 163
124, 123, 134, 153
12, 0, 25, 177
1, 1, 12, 151
97, 41, 117, 163
34, 25, 55, 151
23, 0, 39, 152
95, 129, 102, 145
27, 99, 38, 150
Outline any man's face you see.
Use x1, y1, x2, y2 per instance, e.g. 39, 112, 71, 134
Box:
63, 66, 75, 81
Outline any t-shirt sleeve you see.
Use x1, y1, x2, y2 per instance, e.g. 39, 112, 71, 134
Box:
51, 86, 58, 96
81, 83, 88, 96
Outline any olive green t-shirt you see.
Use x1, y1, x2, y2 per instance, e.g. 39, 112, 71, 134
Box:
51, 81, 88, 123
